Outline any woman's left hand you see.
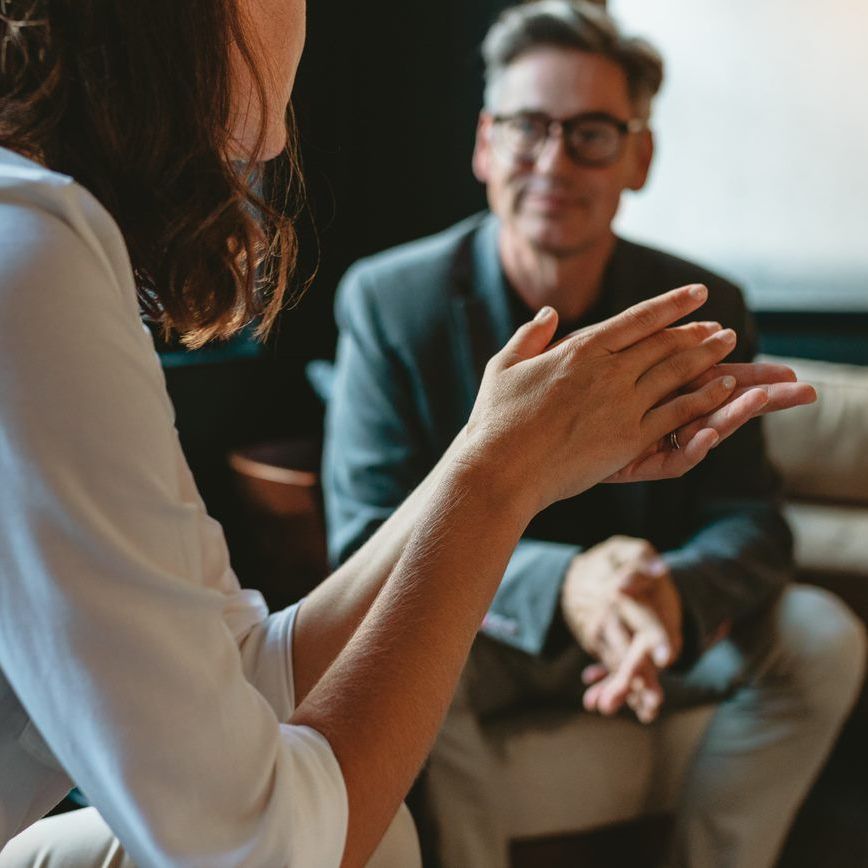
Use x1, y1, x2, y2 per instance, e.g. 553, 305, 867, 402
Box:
604, 362, 816, 483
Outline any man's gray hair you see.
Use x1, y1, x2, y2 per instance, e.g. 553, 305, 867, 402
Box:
482, 1, 664, 118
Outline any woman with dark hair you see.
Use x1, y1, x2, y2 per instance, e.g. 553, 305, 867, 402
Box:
0, 1, 814, 865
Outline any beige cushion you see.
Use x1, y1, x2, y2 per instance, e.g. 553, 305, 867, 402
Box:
783, 501, 868, 574
760, 355, 868, 505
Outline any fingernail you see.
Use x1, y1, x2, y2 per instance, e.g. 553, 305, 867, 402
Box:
716, 329, 736, 345
647, 558, 667, 576
534, 306, 553, 322
722, 375, 736, 389
708, 431, 721, 448
653, 644, 670, 666
690, 285, 708, 300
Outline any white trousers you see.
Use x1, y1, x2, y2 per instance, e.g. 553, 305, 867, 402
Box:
426, 584, 866, 868
0, 802, 421, 868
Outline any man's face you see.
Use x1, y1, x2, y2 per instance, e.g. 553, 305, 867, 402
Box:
473, 48, 653, 257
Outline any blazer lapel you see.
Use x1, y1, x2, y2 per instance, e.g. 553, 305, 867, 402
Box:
601, 239, 651, 534
448, 214, 513, 417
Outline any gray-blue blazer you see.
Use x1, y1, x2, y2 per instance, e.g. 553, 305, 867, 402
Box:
323, 213, 793, 662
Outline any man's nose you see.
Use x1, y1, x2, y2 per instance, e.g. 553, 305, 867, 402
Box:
534, 126, 573, 173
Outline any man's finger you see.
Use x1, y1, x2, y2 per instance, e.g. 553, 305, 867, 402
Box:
586, 655, 663, 720
616, 594, 671, 663
626, 666, 664, 724
598, 612, 632, 672
618, 569, 658, 596
617, 555, 666, 596
582, 662, 609, 686
596, 635, 659, 716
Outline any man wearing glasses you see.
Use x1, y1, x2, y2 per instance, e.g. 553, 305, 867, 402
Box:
323, 2, 864, 866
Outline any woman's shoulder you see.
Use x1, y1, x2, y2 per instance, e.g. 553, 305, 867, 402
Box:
0, 148, 135, 315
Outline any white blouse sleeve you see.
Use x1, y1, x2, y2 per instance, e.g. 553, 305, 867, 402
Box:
0, 199, 347, 865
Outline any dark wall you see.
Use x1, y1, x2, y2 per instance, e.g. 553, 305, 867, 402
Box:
270, 0, 511, 367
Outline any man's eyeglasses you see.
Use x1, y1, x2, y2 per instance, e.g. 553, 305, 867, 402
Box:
489, 111, 647, 168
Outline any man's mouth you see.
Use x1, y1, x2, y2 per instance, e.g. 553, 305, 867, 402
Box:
521, 188, 586, 211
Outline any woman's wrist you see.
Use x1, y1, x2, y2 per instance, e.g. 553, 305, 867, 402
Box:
449, 430, 541, 530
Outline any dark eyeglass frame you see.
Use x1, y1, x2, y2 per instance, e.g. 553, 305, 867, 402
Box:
489, 110, 647, 168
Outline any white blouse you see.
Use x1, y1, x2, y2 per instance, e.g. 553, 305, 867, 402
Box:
0, 148, 348, 866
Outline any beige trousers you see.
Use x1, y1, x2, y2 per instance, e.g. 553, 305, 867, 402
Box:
0, 803, 421, 868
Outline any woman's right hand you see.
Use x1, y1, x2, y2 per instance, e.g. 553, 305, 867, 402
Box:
463, 284, 741, 514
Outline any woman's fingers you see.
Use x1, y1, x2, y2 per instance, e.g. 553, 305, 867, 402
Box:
665, 427, 722, 475
637, 328, 738, 403
617, 320, 723, 373
496, 305, 560, 368
586, 284, 709, 353
675, 387, 771, 447
746, 381, 817, 415
645, 374, 739, 444
673, 379, 815, 451
703, 382, 815, 416
688, 362, 797, 391
602, 425, 719, 483
471, 286, 816, 505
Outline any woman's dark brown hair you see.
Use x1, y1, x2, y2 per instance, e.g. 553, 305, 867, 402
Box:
0, 0, 303, 347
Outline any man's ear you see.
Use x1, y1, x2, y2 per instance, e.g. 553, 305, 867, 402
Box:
472, 112, 493, 184
627, 128, 654, 191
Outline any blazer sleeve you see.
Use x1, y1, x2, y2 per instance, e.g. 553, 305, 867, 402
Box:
663, 297, 794, 664
323, 264, 433, 567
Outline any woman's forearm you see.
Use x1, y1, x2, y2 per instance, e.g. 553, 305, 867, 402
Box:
291, 429, 469, 703
291, 456, 531, 868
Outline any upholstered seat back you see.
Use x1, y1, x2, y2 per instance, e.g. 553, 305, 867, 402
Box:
762, 355, 868, 506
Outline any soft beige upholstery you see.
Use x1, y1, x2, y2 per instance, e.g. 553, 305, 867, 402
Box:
784, 502, 868, 574
761, 354, 868, 574
761, 355, 868, 506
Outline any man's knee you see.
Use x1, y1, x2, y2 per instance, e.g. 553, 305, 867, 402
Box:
770, 584, 866, 716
